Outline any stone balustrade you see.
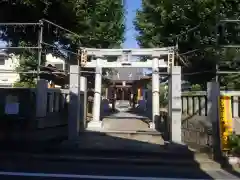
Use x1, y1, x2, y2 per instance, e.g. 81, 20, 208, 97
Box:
142, 89, 240, 152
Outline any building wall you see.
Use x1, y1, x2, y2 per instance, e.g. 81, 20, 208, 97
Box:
0, 53, 66, 87
45, 54, 66, 71
0, 53, 20, 87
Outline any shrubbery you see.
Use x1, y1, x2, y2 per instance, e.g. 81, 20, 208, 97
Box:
228, 134, 240, 155
13, 80, 36, 88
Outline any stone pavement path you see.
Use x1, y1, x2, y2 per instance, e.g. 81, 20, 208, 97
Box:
102, 111, 150, 131
68, 101, 165, 150
102, 100, 151, 131
61, 101, 165, 151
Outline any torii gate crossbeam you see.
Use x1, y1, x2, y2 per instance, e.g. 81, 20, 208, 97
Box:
83, 59, 167, 68
84, 47, 174, 56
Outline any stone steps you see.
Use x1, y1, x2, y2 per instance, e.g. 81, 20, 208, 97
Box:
79, 110, 228, 172
1, 151, 221, 170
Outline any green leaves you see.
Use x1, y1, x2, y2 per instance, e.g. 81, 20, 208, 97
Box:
1, 0, 125, 85
0, 0, 125, 87
71, 0, 125, 48
0, 0, 125, 48
228, 134, 240, 154
135, 0, 240, 87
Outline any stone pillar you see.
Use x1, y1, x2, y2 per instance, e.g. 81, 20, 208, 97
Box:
68, 65, 80, 140
168, 66, 182, 143
36, 79, 48, 118
122, 88, 124, 100
207, 81, 222, 160
105, 88, 108, 99
142, 89, 147, 110
130, 90, 133, 107
88, 58, 102, 129
133, 87, 137, 108
113, 89, 117, 110
150, 57, 160, 129
80, 76, 87, 130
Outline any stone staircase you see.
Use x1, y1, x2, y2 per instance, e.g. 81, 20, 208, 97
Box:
53, 131, 240, 179
2, 100, 239, 179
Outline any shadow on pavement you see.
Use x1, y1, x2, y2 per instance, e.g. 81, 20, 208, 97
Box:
0, 97, 239, 178
124, 106, 240, 179
0, 130, 222, 179
100, 108, 120, 120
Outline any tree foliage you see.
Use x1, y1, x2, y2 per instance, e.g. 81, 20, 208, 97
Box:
0, 0, 125, 85
0, 0, 125, 48
135, 0, 240, 88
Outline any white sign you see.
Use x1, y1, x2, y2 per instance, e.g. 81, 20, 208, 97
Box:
122, 81, 126, 87
5, 103, 19, 115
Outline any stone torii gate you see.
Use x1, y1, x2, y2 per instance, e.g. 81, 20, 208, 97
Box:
80, 47, 176, 130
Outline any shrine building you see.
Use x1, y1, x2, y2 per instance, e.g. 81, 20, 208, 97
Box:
105, 67, 149, 103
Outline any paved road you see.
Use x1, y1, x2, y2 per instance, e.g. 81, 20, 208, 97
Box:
0, 157, 239, 179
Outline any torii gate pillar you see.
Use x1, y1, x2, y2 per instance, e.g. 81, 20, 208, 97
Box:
150, 56, 160, 129
87, 58, 103, 129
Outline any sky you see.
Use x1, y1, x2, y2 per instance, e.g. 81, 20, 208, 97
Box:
123, 0, 141, 48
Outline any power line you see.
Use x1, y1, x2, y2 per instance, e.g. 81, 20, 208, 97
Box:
178, 49, 200, 56
42, 42, 78, 56
0, 22, 40, 26
0, 46, 39, 49
41, 19, 82, 40
175, 24, 201, 39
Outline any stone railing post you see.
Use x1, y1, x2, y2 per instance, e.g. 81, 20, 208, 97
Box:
207, 81, 222, 159
168, 66, 182, 143
68, 65, 81, 140
36, 79, 48, 118
80, 76, 87, 130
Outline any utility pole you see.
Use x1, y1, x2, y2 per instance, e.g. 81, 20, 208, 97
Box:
37, 20, 43, 80
215, 0, 220, 82
215, 64, 219, 82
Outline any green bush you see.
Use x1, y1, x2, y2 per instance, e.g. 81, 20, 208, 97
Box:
228, 134, 240, 155
13, 80, 36, 88
191, 84, 202, 91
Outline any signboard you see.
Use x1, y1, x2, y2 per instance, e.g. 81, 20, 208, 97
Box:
5, 95, 19, 115
218, 95, 233, 151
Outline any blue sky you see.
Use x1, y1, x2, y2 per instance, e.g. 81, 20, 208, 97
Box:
123, 0, 141, 48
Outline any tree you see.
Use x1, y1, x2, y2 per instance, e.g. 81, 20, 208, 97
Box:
0, 0, 124, 48
0, 0, 125, 86
134, 0, 240, 88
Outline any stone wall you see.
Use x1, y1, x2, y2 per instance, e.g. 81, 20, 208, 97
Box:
0, 88, 36, 130
144, 90, 240, 152
0, 81, 71, 141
